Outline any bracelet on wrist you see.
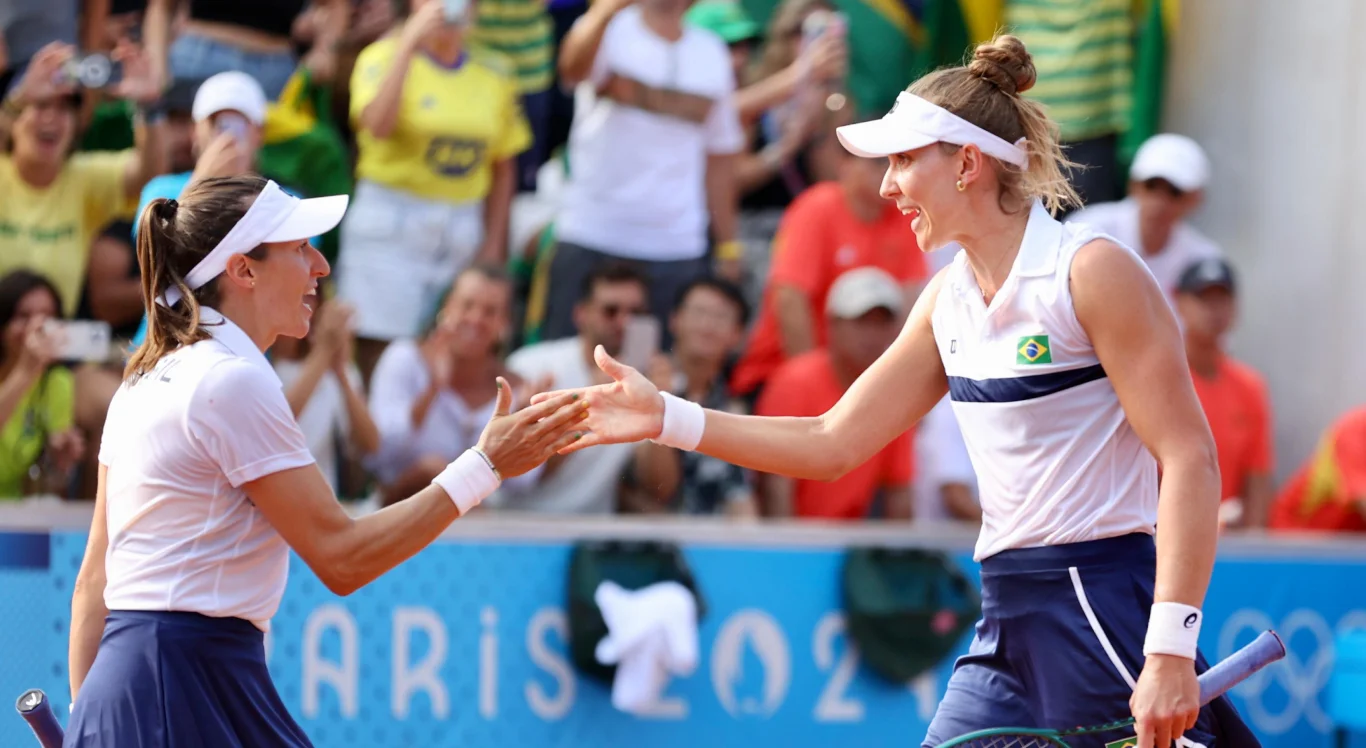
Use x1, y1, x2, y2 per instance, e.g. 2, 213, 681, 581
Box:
714, 239, 745, 262
470, 446, 502, 482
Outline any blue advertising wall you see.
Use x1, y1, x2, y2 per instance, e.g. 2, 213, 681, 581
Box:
2, 529, 1365, 748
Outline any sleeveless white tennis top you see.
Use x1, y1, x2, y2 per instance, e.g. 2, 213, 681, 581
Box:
931, 201, 1159, 561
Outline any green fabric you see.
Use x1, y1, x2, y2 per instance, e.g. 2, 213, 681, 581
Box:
842, 547, 979, 683
567, 540, 706, 684
0, 368, 75, 498
738, 0, 971, 116
258, 68, 354, 265
686, 1, 762, 43
78, 99, 135, 153
1119, 0, 1166, 170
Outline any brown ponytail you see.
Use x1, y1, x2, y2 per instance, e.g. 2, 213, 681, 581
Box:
908, 34, 1081, 215
126, 175, 271, 380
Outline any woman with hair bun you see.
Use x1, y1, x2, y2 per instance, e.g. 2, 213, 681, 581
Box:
64, 175, 588, 746
528, 36, 1259, 748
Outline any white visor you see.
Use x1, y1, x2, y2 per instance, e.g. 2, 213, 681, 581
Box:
836, 92, 1029, 169
157, 181, 349, 307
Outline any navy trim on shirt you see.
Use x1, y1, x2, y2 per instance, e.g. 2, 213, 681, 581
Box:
948, 364, 1108, 404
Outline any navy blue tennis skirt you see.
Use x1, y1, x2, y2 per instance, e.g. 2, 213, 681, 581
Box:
65, 610, 312, 747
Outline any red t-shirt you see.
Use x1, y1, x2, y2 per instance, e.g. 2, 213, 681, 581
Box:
1270, 406, 1366, 533
1190, 357, 1273, 500
755, 349, 914, 519
731, 182, 926, 395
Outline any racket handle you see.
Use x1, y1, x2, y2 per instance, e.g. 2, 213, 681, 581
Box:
15, 689, 65, 748
1197, 629, 1286, 706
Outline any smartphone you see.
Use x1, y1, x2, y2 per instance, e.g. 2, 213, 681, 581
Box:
44, 320, 114, 363
442, 0, 471, 24
216, 112, 250, 143
619, 316, 660, 374
61, 53, 124, 90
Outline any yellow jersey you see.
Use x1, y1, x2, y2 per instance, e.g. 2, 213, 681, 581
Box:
351, 38, 532, 203
0, 152, 136, 316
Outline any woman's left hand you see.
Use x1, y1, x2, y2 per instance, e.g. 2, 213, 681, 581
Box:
110, 41, 164, 104
46, 429, 86, 474
476, 378, 589, 479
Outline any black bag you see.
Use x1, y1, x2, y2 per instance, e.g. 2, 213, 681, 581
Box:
842, 547, 980, 684
566, 539, 706, 684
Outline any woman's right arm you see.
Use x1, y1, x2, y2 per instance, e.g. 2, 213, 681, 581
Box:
549, 269, 951, 481
70, 465, 111, 701
558, 0, 633, 87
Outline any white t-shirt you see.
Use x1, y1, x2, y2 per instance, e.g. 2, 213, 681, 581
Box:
496, 337, 634, 514
556, 6, 744, 261
367, 340, 543, 491
1067, 198, 1223, 299
99, 309, 316, 630
913, 396, 977, 522
272, 359, 363, 493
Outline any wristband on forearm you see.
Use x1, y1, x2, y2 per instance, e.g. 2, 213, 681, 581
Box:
651, 392, 705, 451
1143, 601, 1202, 659
431, 449, 501, 515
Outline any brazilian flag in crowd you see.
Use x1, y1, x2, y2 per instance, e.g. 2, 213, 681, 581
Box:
733, 0, 1173, 170
259, 69, 354, 266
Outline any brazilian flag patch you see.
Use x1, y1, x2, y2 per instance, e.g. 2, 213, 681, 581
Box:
1104, 738, 1137, 748
1016, 335, 1052, 365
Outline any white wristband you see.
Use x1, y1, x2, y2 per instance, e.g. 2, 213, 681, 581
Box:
432, 449, 501, 515
1143, 602, 1203, 659
652, 392, 705, 451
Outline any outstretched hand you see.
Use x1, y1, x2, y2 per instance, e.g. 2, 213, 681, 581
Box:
528, 346, 666, 454
476, 377, 589, 478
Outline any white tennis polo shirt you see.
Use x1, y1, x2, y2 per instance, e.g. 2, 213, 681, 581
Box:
99, 308, 316, 630
932, 201, 1160, 561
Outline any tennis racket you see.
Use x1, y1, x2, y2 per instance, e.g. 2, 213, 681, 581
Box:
932, 629, 1286, 747
15, 689, 64, 748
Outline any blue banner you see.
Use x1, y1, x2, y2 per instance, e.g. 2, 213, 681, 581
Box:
2, 532, 1364, 747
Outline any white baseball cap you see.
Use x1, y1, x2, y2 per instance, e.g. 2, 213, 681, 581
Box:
826, 267, 905, 319
191, 71, 268, 125
1129, 133, 1210, 192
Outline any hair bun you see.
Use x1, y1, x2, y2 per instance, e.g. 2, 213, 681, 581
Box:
968, 34, 1036, 96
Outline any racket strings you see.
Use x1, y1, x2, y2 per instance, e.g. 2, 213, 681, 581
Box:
952, 736, 1066, 748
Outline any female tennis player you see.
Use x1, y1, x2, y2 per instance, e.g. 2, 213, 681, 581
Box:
64, 174, 588, 746
533, 36, 1258, 748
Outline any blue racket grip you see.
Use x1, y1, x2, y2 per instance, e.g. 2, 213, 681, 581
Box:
16, 689, 65, 748
1196, 629, 1286, 706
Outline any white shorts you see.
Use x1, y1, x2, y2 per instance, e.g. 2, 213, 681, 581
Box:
335, 180, 485, 341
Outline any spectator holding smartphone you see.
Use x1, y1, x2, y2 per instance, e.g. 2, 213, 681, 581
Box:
0, 41, 166, 320
0, 271, 86, 499
338, 0, 531, 386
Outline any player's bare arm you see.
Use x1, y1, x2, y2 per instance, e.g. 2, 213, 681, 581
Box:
542, 268, 950, 480
1071, 237, 1222, 748
69, 465, 111, 701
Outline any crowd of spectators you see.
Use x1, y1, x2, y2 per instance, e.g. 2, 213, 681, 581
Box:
0, 0, 1361, 534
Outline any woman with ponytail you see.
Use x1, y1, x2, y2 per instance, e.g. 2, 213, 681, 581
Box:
526, 36, 1260, 748
65, 175, 588, 746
